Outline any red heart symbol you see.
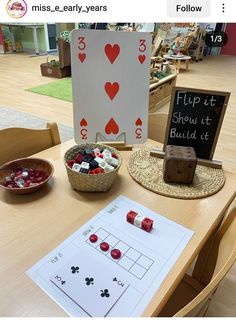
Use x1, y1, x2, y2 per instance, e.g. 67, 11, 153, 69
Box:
104, 82, 119, 101
105, 118, 119, 135
78, 53, 86, 63
138, 55, 146, 64
135, 118, 142, 126
80, 118, 87, 127
104, 44, 120, 64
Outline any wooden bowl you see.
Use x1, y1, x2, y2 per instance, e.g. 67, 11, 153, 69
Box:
0, 158, 54, 194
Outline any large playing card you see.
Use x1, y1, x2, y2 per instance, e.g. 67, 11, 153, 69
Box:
50, 251, 129, 317
70, 30, 152, 144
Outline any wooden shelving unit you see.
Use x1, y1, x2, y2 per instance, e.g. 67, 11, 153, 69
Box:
149, 69, 177, 112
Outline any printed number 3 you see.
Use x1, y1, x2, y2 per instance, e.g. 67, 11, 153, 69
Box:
78, 37, 86, 50
139, 39, 146, 52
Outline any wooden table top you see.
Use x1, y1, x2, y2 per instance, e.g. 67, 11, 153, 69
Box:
1, 139, 235, 317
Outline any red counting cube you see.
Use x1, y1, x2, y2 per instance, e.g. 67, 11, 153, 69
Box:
112, 153, 118, 159
126, 210, 138, 224
93, 167, 104, 174
141, 217, 153, 232
75, 153, 84, 164
67, 159, 76, 168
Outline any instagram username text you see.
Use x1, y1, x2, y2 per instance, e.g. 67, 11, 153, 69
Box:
32, 4, 107, 14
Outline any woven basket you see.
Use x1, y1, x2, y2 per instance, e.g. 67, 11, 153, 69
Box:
64, 144, 122, 192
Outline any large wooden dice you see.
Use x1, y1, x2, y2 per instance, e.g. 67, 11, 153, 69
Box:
163, 145, 197, 184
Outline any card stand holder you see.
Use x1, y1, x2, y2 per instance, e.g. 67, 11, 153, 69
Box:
150, 147, 222, 169
95, 132, 133, 151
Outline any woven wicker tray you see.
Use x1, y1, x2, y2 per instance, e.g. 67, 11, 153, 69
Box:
127, 146, 225, 199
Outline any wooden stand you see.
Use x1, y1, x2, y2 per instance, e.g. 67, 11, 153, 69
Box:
150, 147, 222, 169
97, 141, 133, 151
96, 132, 133, 151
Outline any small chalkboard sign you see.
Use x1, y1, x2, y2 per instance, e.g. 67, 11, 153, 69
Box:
164, 87, 230, 160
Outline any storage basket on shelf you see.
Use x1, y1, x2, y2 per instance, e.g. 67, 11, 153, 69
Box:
40, 56, 71, 78
64, 144, 122, 192
40, 63, 71, 78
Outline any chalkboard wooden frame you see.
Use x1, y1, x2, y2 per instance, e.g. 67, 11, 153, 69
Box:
164, 86, 230, 160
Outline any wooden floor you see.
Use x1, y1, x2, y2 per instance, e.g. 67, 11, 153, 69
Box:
0, 54, 73, 127
0, 53, 235, 316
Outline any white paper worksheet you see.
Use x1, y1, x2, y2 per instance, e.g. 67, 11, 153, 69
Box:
26, 196, 194, 317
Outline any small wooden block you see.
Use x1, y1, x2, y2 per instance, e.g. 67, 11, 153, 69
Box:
163, 145, 197, 184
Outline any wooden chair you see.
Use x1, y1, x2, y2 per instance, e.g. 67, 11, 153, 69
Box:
151, 29, 167, 57
188, 28, 205, 62
180, 35, 194, 56
148, 113, 168, 144
158, 199, 236, 317
0, 122, 61, 166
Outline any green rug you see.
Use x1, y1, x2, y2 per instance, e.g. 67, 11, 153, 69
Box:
26, 78, 73, 102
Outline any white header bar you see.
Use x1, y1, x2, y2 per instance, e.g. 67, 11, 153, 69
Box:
0, 0, 235, 23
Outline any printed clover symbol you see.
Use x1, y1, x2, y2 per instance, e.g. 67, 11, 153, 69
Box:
101, 289, 110, 297
85, 277, 94, 285
71, 266, 79, 274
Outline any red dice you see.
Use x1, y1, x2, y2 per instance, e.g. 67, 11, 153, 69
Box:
141, 217, 153, 232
